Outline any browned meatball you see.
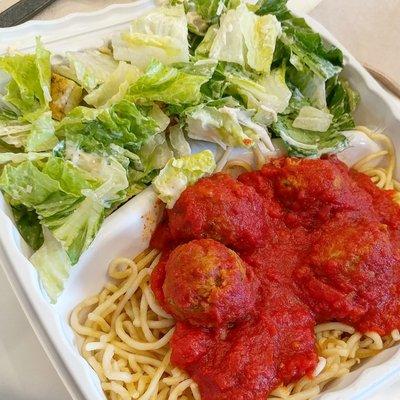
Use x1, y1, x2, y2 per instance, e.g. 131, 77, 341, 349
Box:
168, 173, 271, 251
163, 239, 259, 328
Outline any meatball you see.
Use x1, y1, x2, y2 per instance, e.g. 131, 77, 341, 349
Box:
240, 156, 373, 229
168, 173, 270, 251
294, 217, 400, 334
163, 239, 258, 328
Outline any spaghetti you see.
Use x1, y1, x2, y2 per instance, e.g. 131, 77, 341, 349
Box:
71, 129, 400, 400
353, 126, 400, 203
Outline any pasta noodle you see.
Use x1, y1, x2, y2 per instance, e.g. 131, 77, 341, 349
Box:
71, 129, 400, 400
354, 126, 400, 203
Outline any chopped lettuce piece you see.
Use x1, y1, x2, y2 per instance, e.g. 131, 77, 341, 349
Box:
129, 132, 174, 183
42, 157, 100, 196
327, 79, 359, 131
148, 104, 170, 133
30, 227, 72, 302
56, 50, 118, 92
272, 116, 347, 157
209, 4, 281, 73
287, 67, 327, 109
0, 120, 32, 148
48, 196, 105, 265
280, 19, 342, 80
153, 149, 215, 208
126, 60, 210, 106
226, 65, 291, 124
0, 161, 67, 208
0, 38, 51, 117
195, 25, 218, 57
255, 0, 291, 20
209, 8, 245, 65
11, 205, 44, 251
256, 0, 343, 80
194, 0, 227, 21
26, 111, 57, 152
292, 106, 333, 132
112, 5, 189, 69
57, 100, 158, 153
0, 111, 56, 151
187, 105, 273, 153
84, 62, 141, 108
240, 9, 281, 73
169, 125, 191, 157
0, 151, 51, 165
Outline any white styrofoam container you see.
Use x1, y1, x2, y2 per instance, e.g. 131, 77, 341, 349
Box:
1, 2, 400, 400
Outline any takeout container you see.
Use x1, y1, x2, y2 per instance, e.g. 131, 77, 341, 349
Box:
1, 1, 400, 399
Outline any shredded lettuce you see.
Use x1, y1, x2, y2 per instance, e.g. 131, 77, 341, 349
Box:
153, 149, 215, 208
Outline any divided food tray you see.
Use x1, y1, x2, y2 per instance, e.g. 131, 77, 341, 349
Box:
1, 1, 400, 399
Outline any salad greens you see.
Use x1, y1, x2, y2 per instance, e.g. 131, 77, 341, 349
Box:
153, 149, 216, 208
0, 0, 360, 301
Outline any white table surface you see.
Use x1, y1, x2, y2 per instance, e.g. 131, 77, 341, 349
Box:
0, 1, 400, 399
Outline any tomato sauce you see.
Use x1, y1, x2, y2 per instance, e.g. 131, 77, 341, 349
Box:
150, 156, 400, 400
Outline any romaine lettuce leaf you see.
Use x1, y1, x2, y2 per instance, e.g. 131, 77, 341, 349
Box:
129, 132, 174, 184
0, 151, 51, 165
84, 62, 141, 108
30, 227, 72, 302
194, 0, 227, 21
292, 106, 333, 132
0, 161, 68, 208
153, 149, 215, 208
126, 60, 210, 106
195, 25, 218, 57
169, 125, 191, 157
112, 5, 189, 69
187, 105, 274, 154
226, 65, 291, 124
55, 50, 118, 92
326, 78, 359, 131
11, 205, 44, 251
0, 111, 56, 152
255, 0, 291, 20
0, 38, 51, 117
208, 4, 281, 73
57, 100, 159, 153
272, 116, 347, 157
287, 67, 327, 109
256, 0, 343, 80
26, 111, 57, 152
0, 153, 129, 301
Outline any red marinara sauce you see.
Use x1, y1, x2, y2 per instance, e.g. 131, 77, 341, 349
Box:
150, 156, 400, 400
